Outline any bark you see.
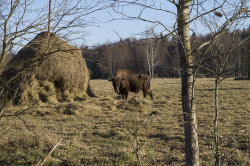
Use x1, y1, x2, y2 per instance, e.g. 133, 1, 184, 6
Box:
177, 0, 199, 165
214, 78, 220, 166
248, 55, 250, 78
0, 44, 7, 66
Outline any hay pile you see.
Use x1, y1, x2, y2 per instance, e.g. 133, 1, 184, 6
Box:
1, 32, 95, 105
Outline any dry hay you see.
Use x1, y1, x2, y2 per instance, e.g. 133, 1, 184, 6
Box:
1, 32, 95, 105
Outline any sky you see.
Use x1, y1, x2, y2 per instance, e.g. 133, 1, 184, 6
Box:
7, 0, 176, 48
84, 17, 155, 46
2, 0, 250, 50
76, 0, 250, 47
79, 1, 177, 47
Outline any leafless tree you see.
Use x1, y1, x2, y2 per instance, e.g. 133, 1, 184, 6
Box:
197, 23, 250, 166
0, 0, 111, 70
0, 0, 47, 70
109, 0, 249, 165
142, 29, 160, 78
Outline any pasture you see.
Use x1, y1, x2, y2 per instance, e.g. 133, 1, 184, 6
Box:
0, 78, 249, 165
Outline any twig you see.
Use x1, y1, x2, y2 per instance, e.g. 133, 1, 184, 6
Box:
131, 139, 143, 166
38, 138, 62, 166
127, 128, 143, 166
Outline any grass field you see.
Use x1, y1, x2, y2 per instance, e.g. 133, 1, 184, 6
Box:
0, 78, 249, 165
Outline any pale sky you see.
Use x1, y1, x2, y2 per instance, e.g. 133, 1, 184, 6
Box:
77, 0, 250, 47
2, 0, 249, 50
79, 0, 178, 47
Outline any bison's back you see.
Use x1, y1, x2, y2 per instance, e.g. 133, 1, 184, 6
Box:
124, 74, 150, 93
114, 69, 134, 79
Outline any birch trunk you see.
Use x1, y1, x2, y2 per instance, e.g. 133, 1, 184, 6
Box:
177, 1, 199, 165
214, 78, 221, 166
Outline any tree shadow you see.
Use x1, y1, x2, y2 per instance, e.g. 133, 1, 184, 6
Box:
148, 133, 184, 142
196, 88, 249, 91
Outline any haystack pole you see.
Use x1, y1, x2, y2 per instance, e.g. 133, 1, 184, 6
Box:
48, 0, 52, 33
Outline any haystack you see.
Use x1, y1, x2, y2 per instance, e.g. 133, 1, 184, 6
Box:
1, 32, 95, 105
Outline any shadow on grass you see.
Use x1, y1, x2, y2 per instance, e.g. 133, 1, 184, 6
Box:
148, 134, 184, 142
196, 87, 249, 91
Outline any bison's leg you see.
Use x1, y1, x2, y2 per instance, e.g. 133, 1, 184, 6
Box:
148, 91, 153, 100
143, 90, 148, 98
122, 94, 125, 100
125, 91, 129, 100
143, 90, 153, 100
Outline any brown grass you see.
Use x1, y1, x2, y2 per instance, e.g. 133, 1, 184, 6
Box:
0, 78, 249, 165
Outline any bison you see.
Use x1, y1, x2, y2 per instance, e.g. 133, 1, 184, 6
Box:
109, 69, 153, 100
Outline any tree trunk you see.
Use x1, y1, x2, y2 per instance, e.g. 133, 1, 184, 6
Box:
146, 42, 152, 77
0, 43, 7, 66
214, 78, 221, 166
177, 1, 199, 165
248, 54, 250, 78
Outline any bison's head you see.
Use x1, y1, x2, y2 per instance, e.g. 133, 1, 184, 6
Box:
108, 77, 121, 94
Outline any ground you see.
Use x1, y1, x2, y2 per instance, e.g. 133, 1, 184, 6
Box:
0, 78, 249, 165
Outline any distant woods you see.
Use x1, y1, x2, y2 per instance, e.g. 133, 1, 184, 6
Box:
83, 28, 250, 79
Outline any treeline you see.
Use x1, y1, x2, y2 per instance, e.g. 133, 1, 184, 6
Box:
83, 28, 250, 79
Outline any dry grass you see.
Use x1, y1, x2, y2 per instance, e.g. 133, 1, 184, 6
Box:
1, 32, 90, 105
0, 78, 249, 165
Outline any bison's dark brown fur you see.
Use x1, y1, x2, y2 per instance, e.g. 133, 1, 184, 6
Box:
119, 78, 130, 100
109, 69, 153, 100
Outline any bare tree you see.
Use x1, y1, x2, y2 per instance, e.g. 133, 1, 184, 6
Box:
109, 0, 249, 165
143, 29, 160, 78
0, 0, 111, 70
0, 0, 47, 71
198, 29, 250, 166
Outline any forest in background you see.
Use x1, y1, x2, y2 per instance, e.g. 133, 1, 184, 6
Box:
83, 28, 250, 79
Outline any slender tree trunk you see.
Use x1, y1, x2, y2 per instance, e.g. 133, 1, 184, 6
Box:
248, 55, 250, 78
108, 48, 114, 77
0, 45, 7, 74
150, 47, 155, 78
146, 42, 152, 77
0, 0, 16, 66
214, 78, 221, 166
177, 1, 199, 165
0, 43, 7, 65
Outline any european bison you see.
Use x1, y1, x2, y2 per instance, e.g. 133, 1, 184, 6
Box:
109, 69, 153, 100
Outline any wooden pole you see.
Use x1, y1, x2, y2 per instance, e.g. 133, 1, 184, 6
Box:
48, 0, 52, 33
